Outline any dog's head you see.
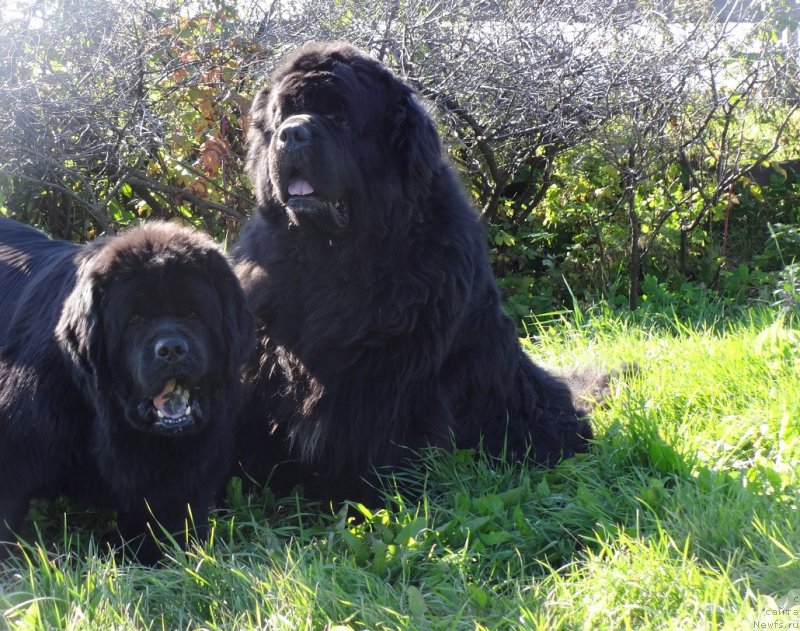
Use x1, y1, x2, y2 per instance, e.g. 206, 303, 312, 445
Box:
246, 42, 442, 235
56, 222, 254, 436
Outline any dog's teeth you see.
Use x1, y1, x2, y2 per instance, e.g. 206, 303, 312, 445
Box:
156, 409, 164, 419
185, 405, 192, 415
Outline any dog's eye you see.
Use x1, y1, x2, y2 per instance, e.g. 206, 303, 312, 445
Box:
128, 315, 144, 326
327, 113, 348, 127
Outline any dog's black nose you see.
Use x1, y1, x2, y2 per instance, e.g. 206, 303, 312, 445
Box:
278, 119, 312, 150
154, 336, 189, 363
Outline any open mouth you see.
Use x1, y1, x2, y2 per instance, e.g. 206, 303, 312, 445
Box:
285, 178, 349, 228
139, 378, 203, 434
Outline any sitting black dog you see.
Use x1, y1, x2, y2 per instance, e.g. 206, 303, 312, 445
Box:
0, 218, 254, 562
233, 42, 592, 502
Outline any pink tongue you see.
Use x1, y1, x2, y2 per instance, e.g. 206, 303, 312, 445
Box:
288, 179, 314, 196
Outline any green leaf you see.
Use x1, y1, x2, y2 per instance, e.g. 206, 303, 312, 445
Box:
394, 517, 426, 547
406, 585, 427, 618
467, 584, 490, 608
479, 530, 514, 546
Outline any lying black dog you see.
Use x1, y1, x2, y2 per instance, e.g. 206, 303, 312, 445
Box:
233, 42, 592, 502
0, 218, 254, 562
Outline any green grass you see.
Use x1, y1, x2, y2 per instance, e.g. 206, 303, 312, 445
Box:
2, 306, 799, 630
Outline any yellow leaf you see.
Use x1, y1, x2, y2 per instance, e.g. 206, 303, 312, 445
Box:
198, 99, 213, 121
185, 178, 208, 198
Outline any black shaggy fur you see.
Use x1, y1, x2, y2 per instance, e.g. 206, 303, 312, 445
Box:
234, 42, 592, 501
0, 218, 254, 562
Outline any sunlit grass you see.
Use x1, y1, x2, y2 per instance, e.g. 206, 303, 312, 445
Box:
1, 306, 798, 629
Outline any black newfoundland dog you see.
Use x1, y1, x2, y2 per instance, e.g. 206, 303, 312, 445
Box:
234, 42, 592, 501
0, 218, 254, 562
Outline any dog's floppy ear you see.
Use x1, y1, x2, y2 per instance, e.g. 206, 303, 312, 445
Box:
245, 87, 274, 205
208, 253, 256, 374
389, 91, 442, 192
55, 262, 103, 376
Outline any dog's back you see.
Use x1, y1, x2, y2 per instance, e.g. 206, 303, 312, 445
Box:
0, 218, 81, 340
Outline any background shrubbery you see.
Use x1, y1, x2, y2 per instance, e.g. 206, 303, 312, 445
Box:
2, 4, 799, 628
1, 0, 799, 316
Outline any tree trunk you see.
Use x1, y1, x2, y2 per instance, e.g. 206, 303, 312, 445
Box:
623, 147, 641, 312
480, 182, 505, 227
679, 227, 689, 277
627, 185, 641, 311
